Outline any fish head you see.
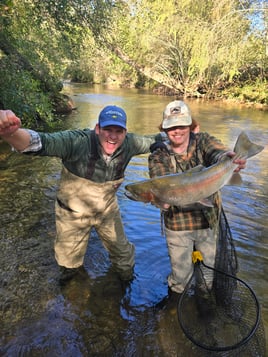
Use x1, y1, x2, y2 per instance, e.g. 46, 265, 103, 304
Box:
125, 182, 171, 210
125, 181, 155, 203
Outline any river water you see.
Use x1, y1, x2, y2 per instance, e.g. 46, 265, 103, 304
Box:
0, 83, 267, 356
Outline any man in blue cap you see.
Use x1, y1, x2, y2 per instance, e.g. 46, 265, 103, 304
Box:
0, 106, 164, 284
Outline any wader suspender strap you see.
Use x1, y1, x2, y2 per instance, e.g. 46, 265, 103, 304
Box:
170, 154, 177, 173
114, 151, 126, 180
161, 151, 177, 236
195, 134, 203, 166
86, 132, 99, 179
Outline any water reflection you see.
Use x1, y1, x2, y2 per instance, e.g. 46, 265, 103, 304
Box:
0, 84, 267, 356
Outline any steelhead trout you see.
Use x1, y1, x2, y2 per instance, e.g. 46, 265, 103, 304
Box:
125, 132, 264, 208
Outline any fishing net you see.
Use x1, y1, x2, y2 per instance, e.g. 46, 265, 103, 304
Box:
177, 209, 266, 356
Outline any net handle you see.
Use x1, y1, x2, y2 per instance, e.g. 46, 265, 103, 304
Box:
177, 250, 261, 352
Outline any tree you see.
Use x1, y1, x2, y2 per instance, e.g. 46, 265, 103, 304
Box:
0, 0, 266, 126
0, 0, 83, 124
77, 0, 266, 97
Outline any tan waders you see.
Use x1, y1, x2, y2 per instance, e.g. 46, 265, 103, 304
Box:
54, 168, 135, 280
165, 226, 218, 293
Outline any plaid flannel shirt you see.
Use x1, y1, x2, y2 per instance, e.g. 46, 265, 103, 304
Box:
148, 132, 228, 231
21, 130, 42, 152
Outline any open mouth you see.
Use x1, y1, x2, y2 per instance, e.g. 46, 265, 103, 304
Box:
124, 191, 137, 201
108, 140, 116, 144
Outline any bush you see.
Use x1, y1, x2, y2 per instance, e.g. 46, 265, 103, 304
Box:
0, 58, 53, 126
223, 80, 268, 105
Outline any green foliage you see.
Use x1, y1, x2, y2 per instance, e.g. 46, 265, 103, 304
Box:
87, 0, 267, 99
0, 0, 267, 120
0, 0, 92, 125
66, 68, 94, 83
223, 80, 268, 105
0, 56, 53, 126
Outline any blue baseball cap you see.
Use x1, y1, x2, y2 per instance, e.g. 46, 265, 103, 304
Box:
98, 105, 127, 129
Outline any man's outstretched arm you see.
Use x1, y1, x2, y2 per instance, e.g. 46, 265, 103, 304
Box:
0, 110, 31, 151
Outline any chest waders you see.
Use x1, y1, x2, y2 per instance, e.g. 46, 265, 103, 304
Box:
54, 133, 135, 279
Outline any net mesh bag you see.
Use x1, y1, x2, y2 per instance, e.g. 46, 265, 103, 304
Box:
177, 209, 266, 356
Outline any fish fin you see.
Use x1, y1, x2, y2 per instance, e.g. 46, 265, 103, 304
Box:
225, 172, 243, 186
149, 195, 170, 210
153, 202, 170, 211
234, 132, 264, 159
198, 198, 214, 207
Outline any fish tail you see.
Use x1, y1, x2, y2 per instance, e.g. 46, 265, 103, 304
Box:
234, 131, 264, 159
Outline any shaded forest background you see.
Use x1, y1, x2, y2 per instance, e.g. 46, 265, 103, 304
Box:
0, 0, 267, 127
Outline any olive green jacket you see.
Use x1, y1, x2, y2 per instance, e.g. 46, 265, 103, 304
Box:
35, 129, 163, 183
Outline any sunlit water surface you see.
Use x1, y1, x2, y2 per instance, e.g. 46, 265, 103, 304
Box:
0, 83, 267, 356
